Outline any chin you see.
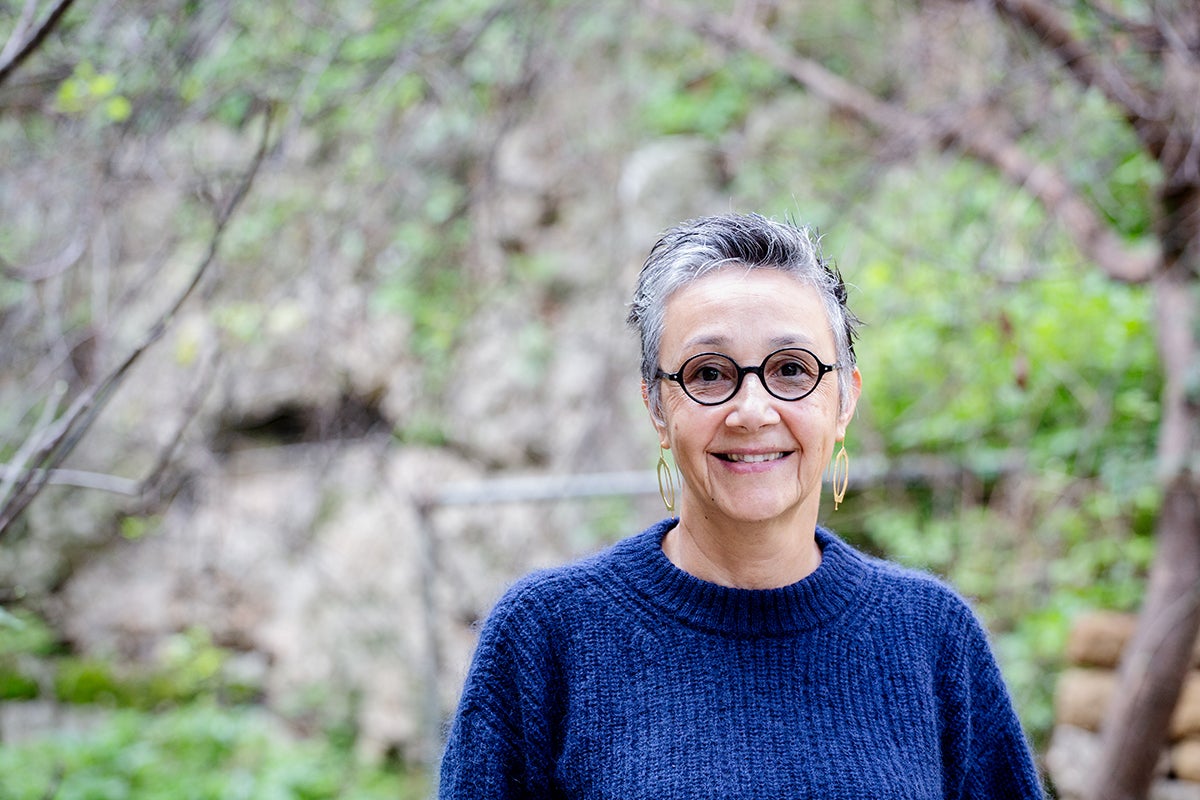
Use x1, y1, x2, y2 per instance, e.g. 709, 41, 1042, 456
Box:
712, 492, 814, 525
716, 503, 798, 525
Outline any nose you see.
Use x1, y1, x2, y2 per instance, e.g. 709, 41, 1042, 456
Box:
725, 371, 781, 430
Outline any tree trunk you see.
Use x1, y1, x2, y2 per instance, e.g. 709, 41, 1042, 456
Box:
1093, 474, 1200, 799
1092, 191, 1200, 798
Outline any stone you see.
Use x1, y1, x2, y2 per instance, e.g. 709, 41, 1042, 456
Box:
1152, 778, 1200, 800
1067, 611, 1137, 668
1173, 738, 1200, 783
1053, 667, 1200, 742
1045, 723, 1183, 798
1056, 668, 1116, 732
1174, 675, 1200, 740
1066, 611, 1200, 669
1045, 724, 1101, 799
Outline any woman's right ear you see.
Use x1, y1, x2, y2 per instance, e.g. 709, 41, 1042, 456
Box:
642, 380, 670, 448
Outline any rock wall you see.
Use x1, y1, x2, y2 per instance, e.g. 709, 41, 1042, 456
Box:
1048, 611, 1200, 799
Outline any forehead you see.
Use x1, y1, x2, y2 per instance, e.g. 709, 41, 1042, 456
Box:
660, 267, 835, 357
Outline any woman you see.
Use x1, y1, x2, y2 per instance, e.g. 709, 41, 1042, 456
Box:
439, 213, 1044, 798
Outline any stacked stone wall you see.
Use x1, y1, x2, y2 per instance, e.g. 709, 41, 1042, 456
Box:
1048, 611, 1200, 800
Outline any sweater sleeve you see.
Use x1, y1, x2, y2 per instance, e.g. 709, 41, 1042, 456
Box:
438, 579, 561, 800
937, 596, 1045, 800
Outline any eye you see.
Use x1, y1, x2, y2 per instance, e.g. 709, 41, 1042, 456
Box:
777, 359, 811, 378
765, 350, 822, 396
771, 353, 816, 378
680, 354, 737, 387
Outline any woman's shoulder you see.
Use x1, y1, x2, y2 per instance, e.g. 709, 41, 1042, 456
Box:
826, 542, 1003, 684
484, 521, 666, 629
829, 533, 989, 636
866, 552, 967, 605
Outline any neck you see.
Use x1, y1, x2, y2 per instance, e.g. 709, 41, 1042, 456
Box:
662, 506, 822, 590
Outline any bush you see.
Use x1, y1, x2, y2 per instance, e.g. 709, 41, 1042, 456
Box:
0, 704, 428, 800
0, 607, 58, 700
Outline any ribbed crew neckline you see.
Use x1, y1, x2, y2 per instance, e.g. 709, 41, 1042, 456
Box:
609, 518, 871, 637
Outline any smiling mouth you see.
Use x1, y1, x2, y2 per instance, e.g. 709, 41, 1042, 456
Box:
716, 452, 791, 463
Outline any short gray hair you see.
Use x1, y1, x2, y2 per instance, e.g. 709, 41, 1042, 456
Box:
627, 213, 860, 416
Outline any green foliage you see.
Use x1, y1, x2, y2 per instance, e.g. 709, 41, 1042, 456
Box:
995, 606, 1073, 744
54, 61, 132, 123
1050, 87, 1160, 240
0, 666, 39, 700
372, 215, 473, 375
31, 623, 249, 709
629, 0, 903, 140
578, 496, 638, 549
393, 411, 451, 447
1095, 148, 1159, 239
844, 155, 1159, 480
0, 268, 29, 314
54, 628, 242, 709
0, 614, 413, 797
211, 301, 269, 343
54, 658, 129, 705
0, 607, 57, 700
0, 607, 59, 658
0, 704, 427, 800
775, 0, 904, 88
119, 515, 158, 541
639, 52, 785, 137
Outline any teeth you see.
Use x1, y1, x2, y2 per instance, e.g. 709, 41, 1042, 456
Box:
725, 452, 785, 463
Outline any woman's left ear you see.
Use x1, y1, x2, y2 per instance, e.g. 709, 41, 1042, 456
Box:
836, 367, 863, 440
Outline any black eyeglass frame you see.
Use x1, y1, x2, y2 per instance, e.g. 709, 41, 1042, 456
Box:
656, 347, 840, 406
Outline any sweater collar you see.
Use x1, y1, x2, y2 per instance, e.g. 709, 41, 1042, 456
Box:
612, 518, 870, 637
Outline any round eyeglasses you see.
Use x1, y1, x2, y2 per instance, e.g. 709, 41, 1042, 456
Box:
656, 347, 840, 406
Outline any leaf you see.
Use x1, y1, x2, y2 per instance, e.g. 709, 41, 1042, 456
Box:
89, 73, 118, 98
104, 96, 132, 123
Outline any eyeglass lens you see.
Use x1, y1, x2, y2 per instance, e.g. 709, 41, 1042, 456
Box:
678, 349, 825, 404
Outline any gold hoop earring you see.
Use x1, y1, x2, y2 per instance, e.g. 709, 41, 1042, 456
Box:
832, 443, 849, 511
657, 449, 677, 513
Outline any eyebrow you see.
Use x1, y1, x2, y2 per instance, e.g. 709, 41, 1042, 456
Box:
770, 334, 818, 349
679, 333, 819, 351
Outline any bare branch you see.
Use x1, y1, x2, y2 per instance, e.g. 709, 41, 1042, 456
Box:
0, 464, 139, 495
960, 122, 1161, 283
1086, 0, 1172, 54
1153, 8, 1199, 65
0, 381, 67, 511
0, 109, 275, 538
134, 344, 219, 506
0, 0, 40, 67
990, 0, 1171, 159
650, 0, 1160, 283
0, 233, 87, 282
0, 0, 80, 89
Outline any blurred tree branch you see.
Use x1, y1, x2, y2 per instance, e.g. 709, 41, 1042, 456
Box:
649, 0, 1159, 284
0, 0, 78, 88
0, 234, 86, 282
0, 108, 274, 538
0, 344, 215, 503
992, 0, 1166, 154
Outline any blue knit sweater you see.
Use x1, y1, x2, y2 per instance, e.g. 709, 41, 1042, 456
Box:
440, 519, 1044, 799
